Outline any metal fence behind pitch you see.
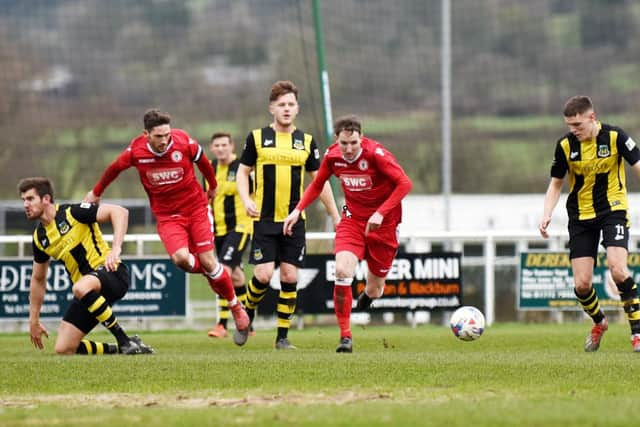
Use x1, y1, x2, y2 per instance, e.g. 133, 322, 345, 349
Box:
2, 229, 607, 328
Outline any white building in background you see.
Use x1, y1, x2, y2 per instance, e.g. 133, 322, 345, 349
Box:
399, 193, 640, 235
5, 194, 640, 238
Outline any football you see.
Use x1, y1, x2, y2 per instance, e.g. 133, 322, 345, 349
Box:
450, 306, 485, 341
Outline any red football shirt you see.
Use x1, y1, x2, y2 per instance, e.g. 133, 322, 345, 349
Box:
93, 129, 215, 216
297, 136, 412, 224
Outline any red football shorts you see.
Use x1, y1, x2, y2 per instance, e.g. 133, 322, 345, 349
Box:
334, 216, 399, 277
156, 205, 214, 256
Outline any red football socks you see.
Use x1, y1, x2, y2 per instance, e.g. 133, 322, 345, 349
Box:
334, 284, 353, 339
206, 264, 236, 302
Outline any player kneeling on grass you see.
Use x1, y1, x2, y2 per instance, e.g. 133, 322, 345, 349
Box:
283, 115, 412, 353
19, 177, 153, 355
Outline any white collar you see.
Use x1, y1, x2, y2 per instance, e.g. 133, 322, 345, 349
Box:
343, 148, 363, 164
147, 140, 174, 156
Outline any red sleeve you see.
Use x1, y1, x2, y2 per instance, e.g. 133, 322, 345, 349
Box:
376, 153, 412, 217
92, 149, 132, 196
196, 151, 217, 190
296, 158, 332, 211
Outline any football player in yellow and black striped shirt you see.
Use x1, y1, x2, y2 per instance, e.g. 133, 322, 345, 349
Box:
237, 80, 340, 349
18, 177, 153, 355
205, 132, 254, 339
540, 95, 640, 352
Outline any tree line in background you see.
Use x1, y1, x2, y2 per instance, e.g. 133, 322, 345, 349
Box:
1, 0, 639, 200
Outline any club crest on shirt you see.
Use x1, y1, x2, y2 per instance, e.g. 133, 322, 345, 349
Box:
597, 145, 610, 158
293, 139, 305, 150
171, 151, 183, 162
57, 220, 71, 235
358, 159, 368, 171
227, 171, 236, 181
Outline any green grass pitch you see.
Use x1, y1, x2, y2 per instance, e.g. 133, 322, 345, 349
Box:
1, 322, 639, 426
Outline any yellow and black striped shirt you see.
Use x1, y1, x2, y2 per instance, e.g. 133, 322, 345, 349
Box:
551, 122, 640, 222
239, 126, 320, 222
208, 155, 253, 236
32, 203, 109, 283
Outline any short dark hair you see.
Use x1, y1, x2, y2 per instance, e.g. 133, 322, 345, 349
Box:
563, 96, 593, 117
18, 177, 55, 202
210, 132, 233, 143
269, 80, 298, 102
333, 115, 362, 136
143, 109, 171, 131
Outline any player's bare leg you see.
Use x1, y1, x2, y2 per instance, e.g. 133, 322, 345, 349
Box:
55, 321, 89, 354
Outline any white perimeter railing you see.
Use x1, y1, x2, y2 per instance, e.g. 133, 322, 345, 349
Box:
2, 229, 610, 326
5, 229, 640, 326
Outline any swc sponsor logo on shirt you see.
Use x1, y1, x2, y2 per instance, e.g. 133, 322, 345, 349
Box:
146, 167, 184, 186
340, 174, 372, 191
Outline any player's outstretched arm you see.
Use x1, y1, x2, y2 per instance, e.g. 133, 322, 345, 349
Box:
195, 151, 217, 199
304, 167, 339, 225
28, 260, 50, 350
237, 164, 259, 218
96, 204, 129, 271
83, 190, 100, 204
364, 211, 384, 236
89, 149, 132, 201
539, 177, 563, 239
632, 160, 640, 180
318, 180, 340, 227
283, 209, 302, 236
376, 168, 412, 219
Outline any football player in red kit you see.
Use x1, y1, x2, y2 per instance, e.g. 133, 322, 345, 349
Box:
283, 115, 412, 353
84, 109, 250, 345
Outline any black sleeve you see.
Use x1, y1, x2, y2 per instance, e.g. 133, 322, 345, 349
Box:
550, 141, 568, 179
239, 132, 257, 167
68, 203, 98, 224
615, 127, 640, 165
305, 138, 321, 172
32, 240, 49, 263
